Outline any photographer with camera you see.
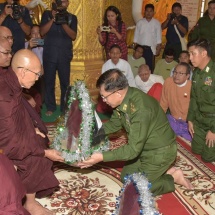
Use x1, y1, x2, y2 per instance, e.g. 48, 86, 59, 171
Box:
161, 2, 188, 60
40, 0, 77, 116
97, 5, 128, 61
0, 0, 32, 53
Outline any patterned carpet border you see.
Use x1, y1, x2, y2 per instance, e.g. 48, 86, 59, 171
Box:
174, 137, 215, 215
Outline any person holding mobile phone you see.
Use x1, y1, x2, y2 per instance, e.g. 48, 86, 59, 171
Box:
24, 24, 44, 114
25, 24, 43, 64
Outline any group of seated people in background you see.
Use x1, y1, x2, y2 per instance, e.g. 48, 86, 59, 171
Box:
96, 41, 194, 145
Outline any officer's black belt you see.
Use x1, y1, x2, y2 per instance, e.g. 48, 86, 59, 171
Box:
202, 113, 215, 117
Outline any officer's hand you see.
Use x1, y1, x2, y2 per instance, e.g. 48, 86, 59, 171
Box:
188, 121, 194, 138
4, 4, 12, 16
77, 153, 103, 169
44, 149, 64, 162
205, 130, 215, 148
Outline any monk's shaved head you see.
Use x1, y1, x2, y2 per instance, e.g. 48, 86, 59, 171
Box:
12, 49, 41, 69
12, 49, 42, 89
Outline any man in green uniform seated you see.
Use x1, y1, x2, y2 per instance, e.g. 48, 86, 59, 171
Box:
78, 69, 193, 196
187, 38, 215, 162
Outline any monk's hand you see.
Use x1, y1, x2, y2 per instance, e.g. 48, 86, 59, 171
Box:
205, 130, 215, 148
188, 121, 194, 138
77, 153, 103, 169
27, 96, 36, 107
44, 149, 64, 162
35, 127, 45, 138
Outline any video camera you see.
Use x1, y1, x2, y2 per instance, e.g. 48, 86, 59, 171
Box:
52, 0, 69, 25
8, 0, 23, 20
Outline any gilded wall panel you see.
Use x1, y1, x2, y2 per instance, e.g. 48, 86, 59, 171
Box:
104, 0, 135, 27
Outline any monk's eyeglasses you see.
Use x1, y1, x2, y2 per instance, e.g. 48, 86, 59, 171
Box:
17, 67, 42, 78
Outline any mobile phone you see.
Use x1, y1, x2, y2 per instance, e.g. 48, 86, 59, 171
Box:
36, 38, 44, 46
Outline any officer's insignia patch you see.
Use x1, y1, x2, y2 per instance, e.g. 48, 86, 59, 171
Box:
116, 110, 121, 118
204, 76, 212, 86
130, 103, 136, 113
123, 104, 127, 111
125, 114, 130, 126
205, 66, 210, 73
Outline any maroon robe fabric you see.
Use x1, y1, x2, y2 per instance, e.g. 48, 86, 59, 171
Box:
0, 67, 59, 198
66, 99, 82, 150
23, 87, 42, 114
0, 154, 30, 215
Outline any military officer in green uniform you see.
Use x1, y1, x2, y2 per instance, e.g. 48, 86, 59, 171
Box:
187, 38, 215, 162
188, 0, 215, 61
78, 69, 193, 196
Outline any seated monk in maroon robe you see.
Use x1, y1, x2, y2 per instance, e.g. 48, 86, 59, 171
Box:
0, 49, 64, 215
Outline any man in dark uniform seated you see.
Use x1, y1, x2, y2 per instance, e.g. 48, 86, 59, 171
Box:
0, 48, 64, 215
78, 69, 193, 196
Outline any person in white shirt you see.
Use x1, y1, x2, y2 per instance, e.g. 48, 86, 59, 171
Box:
102, 44, 136, 87
133, 4, 162, 72
97, 44, 136, 114
135, 64, 164, 101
